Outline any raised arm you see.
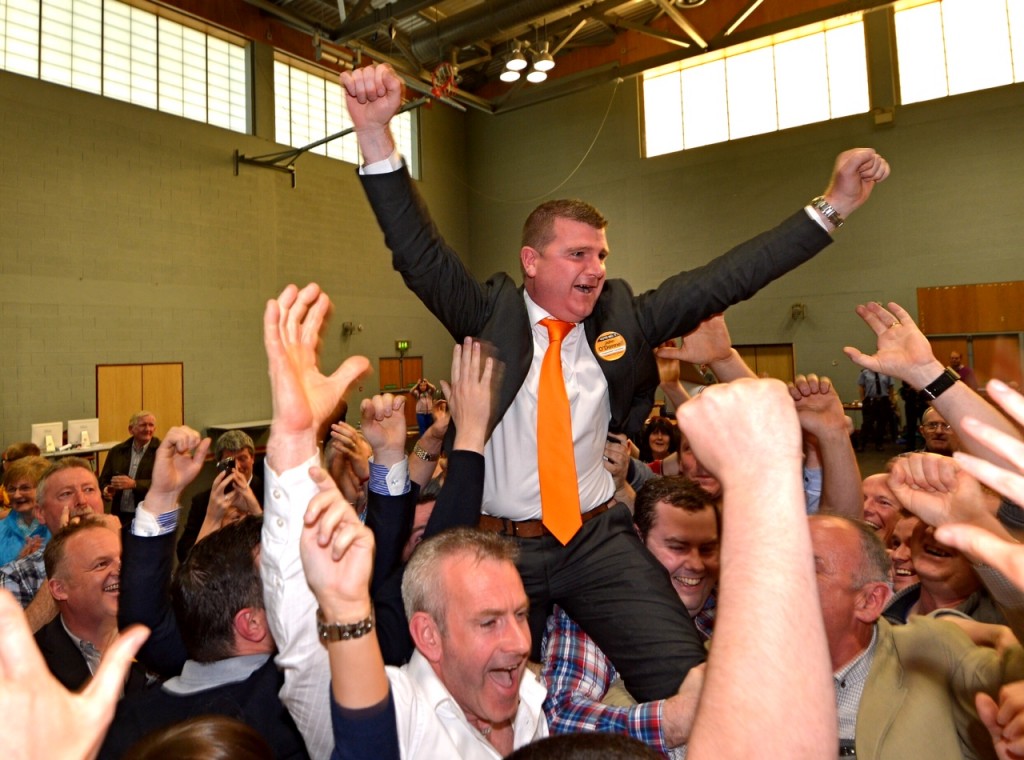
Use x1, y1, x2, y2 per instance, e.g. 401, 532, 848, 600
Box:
299, 467, 400, 760
120, 426, 209, 676
408, 402, 448, 490
788, 373, 862, 519
262, 282, 371, 760
844, 302, 1022, 469
425, 338, 497, 538
678, 379, 835, 760
656, 314, 756, 386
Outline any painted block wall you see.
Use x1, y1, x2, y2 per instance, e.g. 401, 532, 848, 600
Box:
462, 79, 1024, 403
0, 70, 466, 445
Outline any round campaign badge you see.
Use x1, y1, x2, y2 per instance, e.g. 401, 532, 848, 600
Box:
594, 331, 627, 361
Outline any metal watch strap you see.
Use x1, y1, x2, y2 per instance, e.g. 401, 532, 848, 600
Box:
316, 608, 374, 643
921, 366, 961, 400
413, 442, 439, 462
810, 196, 845, 229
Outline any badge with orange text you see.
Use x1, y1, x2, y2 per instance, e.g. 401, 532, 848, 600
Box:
594, 331, 626, 361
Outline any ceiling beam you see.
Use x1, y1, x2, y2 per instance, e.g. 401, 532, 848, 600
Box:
332, 0, 438, 43
650, 0, 708, 49
593, 13, 692, 48
722, 0, 766, 37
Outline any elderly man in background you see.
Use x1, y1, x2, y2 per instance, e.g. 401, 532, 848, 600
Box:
99, 411, 160, 528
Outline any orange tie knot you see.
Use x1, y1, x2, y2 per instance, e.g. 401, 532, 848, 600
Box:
540, 317, 574, 343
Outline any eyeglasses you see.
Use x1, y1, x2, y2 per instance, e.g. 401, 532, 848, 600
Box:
920, 422, 952, 432
5, 484, 35, 494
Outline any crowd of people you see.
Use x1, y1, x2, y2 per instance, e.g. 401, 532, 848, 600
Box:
3, 61, 1024, 760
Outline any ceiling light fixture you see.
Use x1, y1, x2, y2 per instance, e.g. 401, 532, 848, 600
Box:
532, 41, 555, 73
505, 42, 527, 72
500, 69, 521, 82
526, 69, 547, 83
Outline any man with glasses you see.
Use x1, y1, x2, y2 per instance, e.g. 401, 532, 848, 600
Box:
919, 407, 960, 457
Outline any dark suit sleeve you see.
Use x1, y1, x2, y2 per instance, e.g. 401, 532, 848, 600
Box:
330, 688, 400, 760
423, 450, 484, 539
365, 489, 415, 665
359, 167, 491, 341
632, 210, 832, 344
177, 490, 209, 563
119, 531, 188, 676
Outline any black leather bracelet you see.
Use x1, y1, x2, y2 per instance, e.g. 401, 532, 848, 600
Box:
921, 366, 960, 401
998, 498, 1024, 531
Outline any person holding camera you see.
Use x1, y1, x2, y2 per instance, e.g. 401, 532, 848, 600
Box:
177, 430, 263, 561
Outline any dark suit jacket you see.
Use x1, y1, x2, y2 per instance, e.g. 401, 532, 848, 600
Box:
361, 168, 832, 437
115, 528, 308, 759
98, 436, 160, 515
118, 531, 188, 677
99, 656, 308, 760
34, 616, 152, 694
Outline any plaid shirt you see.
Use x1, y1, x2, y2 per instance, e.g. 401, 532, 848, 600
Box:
0, 547, 46, 607
541, 595, 716, 757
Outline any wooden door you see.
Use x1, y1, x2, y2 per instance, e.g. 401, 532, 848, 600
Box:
734, 344, 795, 383
378, 357, 426, 428
96, 363, 184, 469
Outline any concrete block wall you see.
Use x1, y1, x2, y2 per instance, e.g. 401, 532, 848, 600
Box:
463, 78, 1024, 403
0, 70, 465, 445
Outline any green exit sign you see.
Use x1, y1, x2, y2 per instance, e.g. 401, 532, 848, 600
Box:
395, 340, 409, 352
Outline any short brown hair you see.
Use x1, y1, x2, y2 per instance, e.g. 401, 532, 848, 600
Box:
634, 476, 718, 542
2, 455, 50, 490
521, 199, 608, 251
44, 515, 113, 580
401, 527, 519, 634
2, 442, 41, 464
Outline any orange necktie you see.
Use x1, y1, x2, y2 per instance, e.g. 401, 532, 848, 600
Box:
538, 318, 582, 545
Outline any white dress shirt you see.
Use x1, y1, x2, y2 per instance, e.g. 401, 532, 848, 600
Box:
388, 650, 548, 759
262, 454, 334, 760
482, 291, 615, 521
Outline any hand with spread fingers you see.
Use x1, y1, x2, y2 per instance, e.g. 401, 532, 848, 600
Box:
843, 302, 944, 390
0, 589, 149, 760
264, 283, 371, 473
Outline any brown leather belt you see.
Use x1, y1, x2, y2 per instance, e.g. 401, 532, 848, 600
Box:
477, 498, 617, 539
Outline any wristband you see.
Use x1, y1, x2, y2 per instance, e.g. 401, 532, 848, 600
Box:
921, 366, 960, 401
997, 498, 1024, 531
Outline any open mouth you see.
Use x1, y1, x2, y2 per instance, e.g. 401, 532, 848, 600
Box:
489, 662, 523, 690
104, 582, 120, 593
894, 568, 915, 577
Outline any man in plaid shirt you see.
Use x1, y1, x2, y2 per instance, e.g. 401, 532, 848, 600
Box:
0, 457, 108, 630
541, 476, 718, 756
